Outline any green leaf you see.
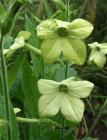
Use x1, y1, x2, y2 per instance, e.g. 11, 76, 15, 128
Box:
25, 14, 42, 78
21, 59, 39, 117
0, 2, 6, 22
25, 15, 38, 46
2, 34, 14, 49
82, 137, 99, 140
52, 0, 66, 11
44, 0, 53, 18
21, 59, 40, 139
11, 107, 19, 140
0, 94, 19, 140
8, 56, 24, 89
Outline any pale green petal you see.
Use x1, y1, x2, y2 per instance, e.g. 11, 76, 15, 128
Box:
14, 108, 21, 114
52, 0, 66, 11
100, 44, 107, 54
88, 42, 107, 55
17, 31, 31, 40
94, 52, 106, 68
101, 49, 107, 55
60, 77, 75, 85
10, 37, 25, 50
89, 49, 97, 62
38, 93, 60, 117
88, 42, 107, 52
88, 42, 100, 49
60, 94, 84, 122
68, 81, 94, 98
41, 38, 62, 63
62, 38, 86, 65
55, 19, 69, 28
89, 51, 106, 68
37, 19, 58, 39
3, 49, 9, 55
68, 19, 93, 39
38, 79, 59, 94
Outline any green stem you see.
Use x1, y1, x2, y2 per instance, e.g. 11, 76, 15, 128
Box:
88, 98, 107, 136
0, 36, 12, 140
92, 95, 107, 98
83, 116, 88, 135
79, 0, 88, 18
25, 43, 41, 55
65, 61, 69, 79
61, 0, 69, 139
17, 117, 40, 123
86, 98, 95, 116
61, 62, 69, 140
17, 117, 61, 127
61, 116, 65, 140
0, 119, 8, 126
5, 43, 41, 62
66, 0, 70, 21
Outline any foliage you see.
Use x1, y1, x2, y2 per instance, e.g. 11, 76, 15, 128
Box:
0, 0, 107, 140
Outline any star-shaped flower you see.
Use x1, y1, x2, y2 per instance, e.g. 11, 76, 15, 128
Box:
38, 77, 94, 122
37, 19, 93, 65
88, 42, 107, 68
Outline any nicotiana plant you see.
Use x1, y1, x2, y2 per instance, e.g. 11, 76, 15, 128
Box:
1, 0, 107, 139
3, 16, 95, 139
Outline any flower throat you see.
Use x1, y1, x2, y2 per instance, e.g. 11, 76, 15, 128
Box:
59, 84, 68, 93
57, 27, 68, 37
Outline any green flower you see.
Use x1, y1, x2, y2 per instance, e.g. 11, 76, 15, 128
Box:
88, 42, 107, 68
37, 19, 93, 65
4, 31, 31, 58
38, 77, 94, 122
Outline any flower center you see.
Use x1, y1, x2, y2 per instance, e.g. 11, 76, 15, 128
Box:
59, 84, 68, 93
96, 46, 100, 51
57, 27, 68, 37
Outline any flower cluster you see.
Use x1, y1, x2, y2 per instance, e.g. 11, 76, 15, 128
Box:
37, 18, 94, 122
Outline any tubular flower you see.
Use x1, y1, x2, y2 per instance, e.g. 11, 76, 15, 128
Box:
38, 77, 94, 122
88, 42, 107, 68
37, 19, 93, 65
10, 37, 25, 50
